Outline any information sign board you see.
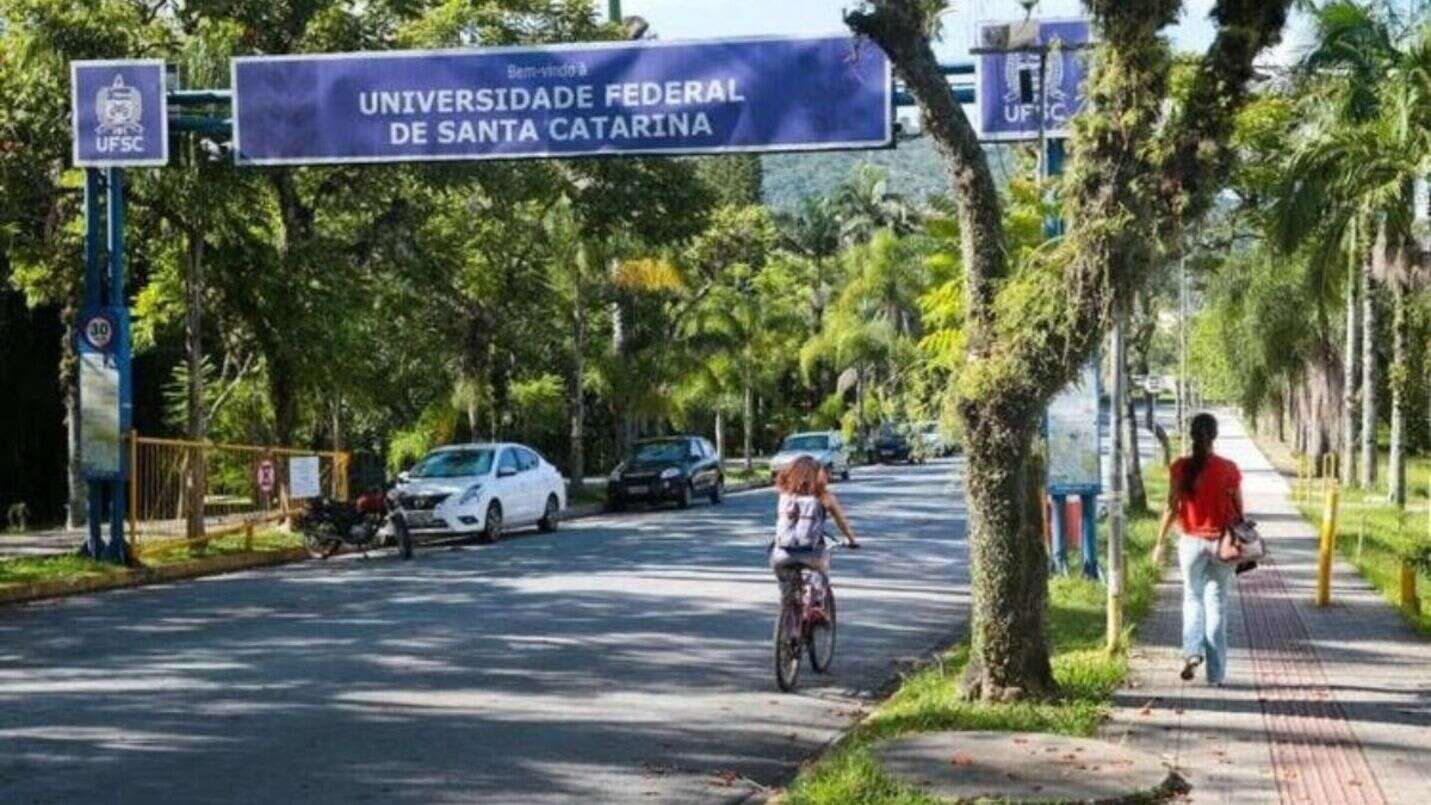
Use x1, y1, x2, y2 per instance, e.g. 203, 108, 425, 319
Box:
232, 35, 891, 165
1046, 358, 1101, 493
289, 456, 321, 500
976, 19, 1091, 142
71, 59, 169, 167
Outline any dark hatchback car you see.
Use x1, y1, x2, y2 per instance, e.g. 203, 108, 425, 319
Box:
608, 436, 724, 510
871, 429, 914, 464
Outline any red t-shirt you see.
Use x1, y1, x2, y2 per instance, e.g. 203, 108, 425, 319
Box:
1170, 454, 1242, 539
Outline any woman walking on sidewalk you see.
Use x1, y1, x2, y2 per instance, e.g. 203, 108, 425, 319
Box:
1155, 413, 1243, 685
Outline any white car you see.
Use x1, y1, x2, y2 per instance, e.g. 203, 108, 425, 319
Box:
769, 431, 851, 482
393, 443, 566, 542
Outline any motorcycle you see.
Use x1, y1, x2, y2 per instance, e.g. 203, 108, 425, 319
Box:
294, 488, 414, 560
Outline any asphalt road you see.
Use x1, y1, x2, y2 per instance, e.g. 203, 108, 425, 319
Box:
0, 460, 969, 803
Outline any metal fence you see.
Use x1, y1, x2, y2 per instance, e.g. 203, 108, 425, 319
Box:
128, 433, 348, 555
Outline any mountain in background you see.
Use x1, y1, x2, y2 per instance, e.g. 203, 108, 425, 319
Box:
762, 137, 1023, 210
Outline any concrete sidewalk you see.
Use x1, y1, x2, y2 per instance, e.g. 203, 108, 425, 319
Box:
1102, 416, 1431, 804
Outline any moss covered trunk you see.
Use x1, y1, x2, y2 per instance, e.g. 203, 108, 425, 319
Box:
961, 419, 1055, 700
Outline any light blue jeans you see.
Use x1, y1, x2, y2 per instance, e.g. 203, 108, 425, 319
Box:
1178, 535, 1235, 683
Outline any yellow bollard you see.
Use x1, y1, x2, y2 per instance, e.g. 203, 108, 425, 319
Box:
1316, 482, 1340, 607
1400, 562, 1420, 617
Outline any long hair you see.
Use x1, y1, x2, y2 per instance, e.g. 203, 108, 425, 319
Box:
1182, 413, 1219, 495
776, 455, 828, 497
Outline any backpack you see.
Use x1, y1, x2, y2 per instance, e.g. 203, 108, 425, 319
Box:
776, 494, 826, 552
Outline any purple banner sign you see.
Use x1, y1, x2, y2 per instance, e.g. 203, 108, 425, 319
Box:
977, 19, 1091, 142
232, 36, 891, 166
71, 59, 169, 167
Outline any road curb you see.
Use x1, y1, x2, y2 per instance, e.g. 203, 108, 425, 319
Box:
0, 547, 310, 608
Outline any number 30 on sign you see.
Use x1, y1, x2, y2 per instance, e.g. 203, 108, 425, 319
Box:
83, 315, 115, 351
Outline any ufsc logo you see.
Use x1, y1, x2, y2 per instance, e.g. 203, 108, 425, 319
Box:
1000, 51, 1070, 126
94, 75, 146, 154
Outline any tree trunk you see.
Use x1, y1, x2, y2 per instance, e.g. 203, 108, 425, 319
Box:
742, 371, 754, 473
1273, 386, 1286, 444
568, 280, 587, 497
1388, 279, 1408, 507
961, 423, 1055, 701
1126, 396, 1147, 512
715, 407, 725, 461
1361, 268, 1378, 488
270, 356, 297, 449
1305, 344, 1343, 467
610, 260, 634, 459
331, 397, 344, 452
63, 303, 86, 530
1341, 261, 1359, 486
1120, 334, 1146, 511
184, 228, 207, 543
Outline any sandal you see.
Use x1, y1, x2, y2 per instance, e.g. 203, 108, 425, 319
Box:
1180, 656, 1204, 681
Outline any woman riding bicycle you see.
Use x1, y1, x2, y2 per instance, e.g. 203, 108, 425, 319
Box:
770, 456, 860, 603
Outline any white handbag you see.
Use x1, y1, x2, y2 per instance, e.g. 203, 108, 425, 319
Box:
1227, 519, 1267, 562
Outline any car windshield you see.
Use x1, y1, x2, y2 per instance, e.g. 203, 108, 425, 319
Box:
631, 441, 687, 463
409, 449, 494, 479
781, 435, 830, 452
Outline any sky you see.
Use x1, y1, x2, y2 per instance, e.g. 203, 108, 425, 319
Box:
621, 1, 1316, 65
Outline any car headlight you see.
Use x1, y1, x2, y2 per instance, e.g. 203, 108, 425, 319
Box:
459, 484, 484, 505
660, 467, 681, 480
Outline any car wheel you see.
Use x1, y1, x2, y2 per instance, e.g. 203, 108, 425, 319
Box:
538, 494, 560, 532
481, 501, 503, 543
676, 482, 692, 509
710, 476, 724, 504
609, 497, 626, 512
841, 467, 851, 482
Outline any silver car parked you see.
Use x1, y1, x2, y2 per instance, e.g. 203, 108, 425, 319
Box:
769, 431, 851, 483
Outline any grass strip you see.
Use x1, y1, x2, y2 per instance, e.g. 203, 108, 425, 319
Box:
0, 529, 301, 591
1254, 435, 1430, 636
783, 465, 1168, 804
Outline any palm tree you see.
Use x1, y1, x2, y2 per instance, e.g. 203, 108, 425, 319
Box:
800, 230, 928, 447
686, 279, 802, 472
775, 195, 842, 330
1274, 2, 1430, 502
833, 165, 919, 246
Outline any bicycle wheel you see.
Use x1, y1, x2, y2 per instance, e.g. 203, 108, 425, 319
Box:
808, 574, 837, 673
774, 601, 802, 692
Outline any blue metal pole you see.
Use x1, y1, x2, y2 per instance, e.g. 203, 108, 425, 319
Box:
81, 169, 105, 559
106, 168, 124, 305
1050, 494, 1069, 574
83, 170, 103, 309
103, 168, 130, 565
1080, 492, 1100, 579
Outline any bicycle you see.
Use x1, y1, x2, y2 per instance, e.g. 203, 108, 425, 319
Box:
773, 536, 853, 692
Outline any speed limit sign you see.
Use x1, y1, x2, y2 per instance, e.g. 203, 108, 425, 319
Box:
83, 314, 115, 351
257, 459, 277, 495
